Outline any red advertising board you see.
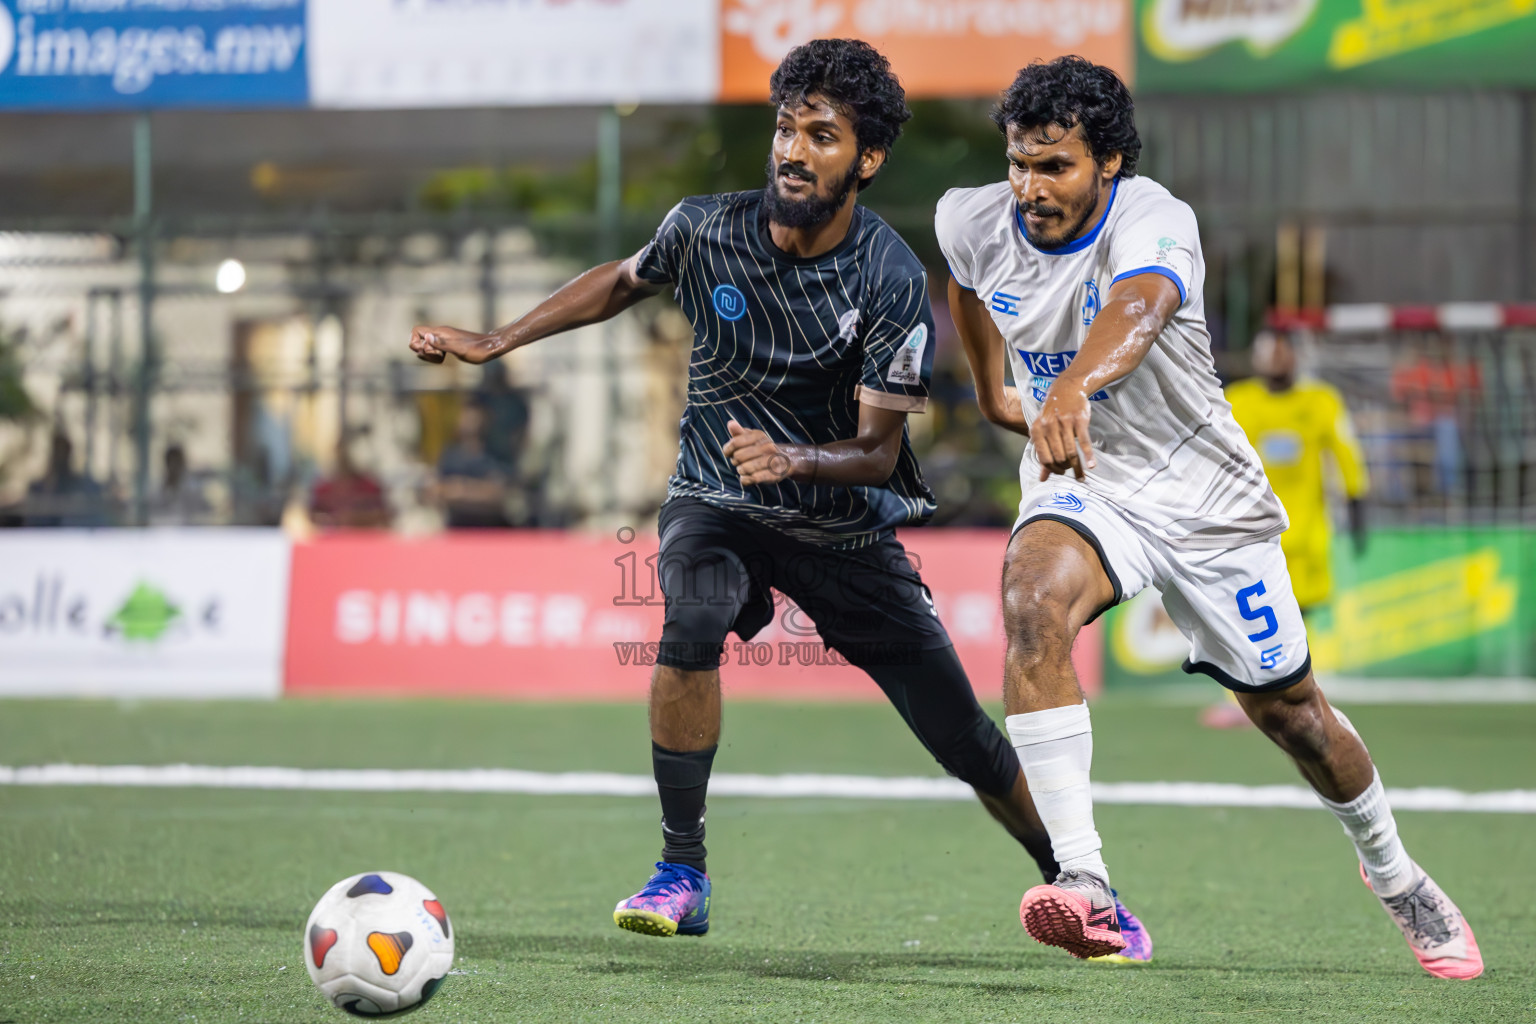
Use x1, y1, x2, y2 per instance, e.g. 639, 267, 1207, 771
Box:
285, 530, 1100, 701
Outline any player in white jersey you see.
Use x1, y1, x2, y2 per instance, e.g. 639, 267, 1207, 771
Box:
937, 56, 1481, 979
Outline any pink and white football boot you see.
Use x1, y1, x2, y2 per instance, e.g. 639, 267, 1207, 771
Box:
1019, 869, 1128, 960
1361, 862, 1483, 980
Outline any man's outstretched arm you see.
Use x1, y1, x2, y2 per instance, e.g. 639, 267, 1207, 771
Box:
723, 402, 909, 488
409, 255, 662, 365
1032, 273, 1181, 480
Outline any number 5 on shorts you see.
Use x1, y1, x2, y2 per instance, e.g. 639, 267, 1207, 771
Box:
1235, 581, 1279, 643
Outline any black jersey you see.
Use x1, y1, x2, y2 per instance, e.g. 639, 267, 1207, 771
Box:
634, 190, 938, 548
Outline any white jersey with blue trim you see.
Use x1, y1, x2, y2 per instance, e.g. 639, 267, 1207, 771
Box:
936, 175, 1286, 549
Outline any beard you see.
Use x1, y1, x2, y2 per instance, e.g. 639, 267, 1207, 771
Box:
1018, 192, 1101, 249
761, 156, 863, 229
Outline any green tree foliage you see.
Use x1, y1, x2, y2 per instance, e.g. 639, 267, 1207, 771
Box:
416, 100, 1010, 268
0, 327, 35, 423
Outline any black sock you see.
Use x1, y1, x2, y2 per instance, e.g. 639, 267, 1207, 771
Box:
652, 742, 716, 872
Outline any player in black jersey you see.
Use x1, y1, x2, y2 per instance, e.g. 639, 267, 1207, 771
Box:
409, 38, 1149, 950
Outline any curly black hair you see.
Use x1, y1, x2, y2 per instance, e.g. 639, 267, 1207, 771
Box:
991, 56, 1140, 178
769, 38, 911, 190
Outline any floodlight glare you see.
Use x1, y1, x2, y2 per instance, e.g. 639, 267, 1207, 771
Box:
216, 258, 247, 294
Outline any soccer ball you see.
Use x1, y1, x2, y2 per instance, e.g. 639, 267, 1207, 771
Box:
303, 871, 454, 1017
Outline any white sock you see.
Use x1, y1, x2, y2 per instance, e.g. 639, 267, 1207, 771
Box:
1005, 702, 1108, 885
1318, 770, 1416, 897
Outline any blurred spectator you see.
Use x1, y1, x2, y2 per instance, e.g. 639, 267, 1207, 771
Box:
436, 404, 512, 529
148, 443, 214, 527
1390, 336, 1482, 497
229, 443, 290, 527
914, 353, 1019, 528
476, 363, 532, 473
309, 434, 391, 530
19, 430, 111, 527
1206, 330, 1369, 728
921, 403, 1017, 527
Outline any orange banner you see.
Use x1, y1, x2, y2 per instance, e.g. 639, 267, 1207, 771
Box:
719, 1, 1134, 102
284, 530, 1100, 701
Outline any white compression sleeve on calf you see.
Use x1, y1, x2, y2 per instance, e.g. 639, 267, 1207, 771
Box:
1318, 770, 1416, 897
1005, 702, 1108, 884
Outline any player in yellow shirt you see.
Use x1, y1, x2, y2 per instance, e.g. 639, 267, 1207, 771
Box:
1228, 330, 1369, 604
1202, 330, 1369, 727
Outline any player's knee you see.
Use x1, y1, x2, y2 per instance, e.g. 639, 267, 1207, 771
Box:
657, 551, 744, 670
1001, 582, 1074, 668
657, 617, 730, 671
926, 711, 1019, 798
657, 599, 734, 671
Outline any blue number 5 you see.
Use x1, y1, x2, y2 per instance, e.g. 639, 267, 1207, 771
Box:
1236, 581, 1279, 643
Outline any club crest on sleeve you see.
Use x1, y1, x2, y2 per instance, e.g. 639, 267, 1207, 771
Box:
886, 324, 927, 385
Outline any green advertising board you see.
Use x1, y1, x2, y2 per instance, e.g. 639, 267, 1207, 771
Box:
1104, 527, 1536, 688
1136, 0, 1536, 93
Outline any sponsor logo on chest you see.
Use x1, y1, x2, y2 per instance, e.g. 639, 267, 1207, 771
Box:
1081, 279, 1101, 326
990, 277, 1106, 329
1016, 349, 1110, 403
712, 283, 747, 321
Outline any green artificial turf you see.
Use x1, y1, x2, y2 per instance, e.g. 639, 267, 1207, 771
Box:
0, 697, 1532, 1023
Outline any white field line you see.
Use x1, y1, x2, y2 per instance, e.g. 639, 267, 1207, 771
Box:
1145, 677, 1536, 705
0, 764, 1533, 814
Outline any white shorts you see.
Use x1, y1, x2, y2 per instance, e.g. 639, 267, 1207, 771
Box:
1014, 484, 1311, 692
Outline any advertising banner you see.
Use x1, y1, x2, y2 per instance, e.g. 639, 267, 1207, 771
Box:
0, 0, 308, 110
719, 0, 1132, 101
0, 0, 1134, 111
306, 0, 719, 109
1137, 0, 1536, 93
0, 529, 291, 697
1103, 527, 1536, 689
285, 530, 1100, 701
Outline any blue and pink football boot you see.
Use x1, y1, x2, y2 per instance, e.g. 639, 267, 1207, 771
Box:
613, 862, 711, 937
1020, 869, 1153, 963
1088, 891, 1154, 964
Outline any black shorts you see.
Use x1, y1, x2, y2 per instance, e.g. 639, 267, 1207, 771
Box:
655, 498, 951, 671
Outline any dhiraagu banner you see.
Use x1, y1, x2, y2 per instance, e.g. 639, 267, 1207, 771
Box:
1136, 0, 1536, 92
1105, 527, 1536, 686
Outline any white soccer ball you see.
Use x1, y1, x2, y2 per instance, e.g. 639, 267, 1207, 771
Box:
303, 871, 454, 1017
